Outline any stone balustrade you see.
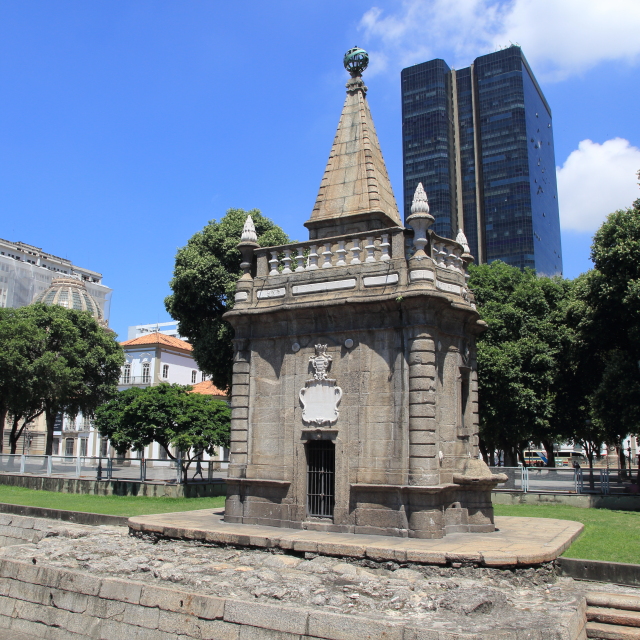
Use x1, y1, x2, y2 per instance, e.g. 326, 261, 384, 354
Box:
256, 229, 404, 278
428, 233, 466, 275
255, 228, 469, 280
236, 227, 475, 310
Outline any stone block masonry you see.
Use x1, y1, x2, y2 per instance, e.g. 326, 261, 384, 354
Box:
0, 515, 591, 640
0, 557, 588, 640
223, 49, 509, 539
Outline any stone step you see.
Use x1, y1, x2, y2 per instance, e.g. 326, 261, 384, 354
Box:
588, 593, 640, 612
586, 621, 640, 639
588, 607, 640, 628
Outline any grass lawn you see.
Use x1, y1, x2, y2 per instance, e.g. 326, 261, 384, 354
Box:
494, 503, 640, 565
0, 485, 225, 517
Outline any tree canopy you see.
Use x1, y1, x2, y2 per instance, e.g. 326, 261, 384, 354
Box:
165, 208, 289, 392
568, 193, 640, 464
95, 383, 231, 481
470, 183, 640, 469
0, 303, 124, 454
468, 261, 574, 465
0, 307, 46, 453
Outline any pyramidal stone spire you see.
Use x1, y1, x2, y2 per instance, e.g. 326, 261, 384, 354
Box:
305, 47, 402, 239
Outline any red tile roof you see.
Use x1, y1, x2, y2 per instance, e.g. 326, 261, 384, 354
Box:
120, 332, 193, 351
190, 380, 227, 397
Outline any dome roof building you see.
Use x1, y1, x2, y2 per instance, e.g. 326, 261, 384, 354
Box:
31, 275, 107, 326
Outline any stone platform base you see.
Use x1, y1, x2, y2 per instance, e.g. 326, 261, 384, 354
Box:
128, 509, 583, 567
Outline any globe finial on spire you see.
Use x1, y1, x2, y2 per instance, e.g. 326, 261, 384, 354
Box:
344, 46, 369, 77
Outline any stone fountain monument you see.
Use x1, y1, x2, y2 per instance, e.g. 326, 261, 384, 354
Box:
223, 47, 506, 539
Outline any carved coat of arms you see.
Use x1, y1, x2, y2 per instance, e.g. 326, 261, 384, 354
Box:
299, 345, 342, 426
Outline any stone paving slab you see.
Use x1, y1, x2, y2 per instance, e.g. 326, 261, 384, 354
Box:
128, 509, 583, 567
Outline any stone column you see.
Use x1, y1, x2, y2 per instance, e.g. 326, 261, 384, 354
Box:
469, 359, 480, 458
228, 338, 251, 479
408, 335, 438, 485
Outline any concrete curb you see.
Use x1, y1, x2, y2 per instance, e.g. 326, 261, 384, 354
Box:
557, 557, 640, 587
0, 502, 128, 527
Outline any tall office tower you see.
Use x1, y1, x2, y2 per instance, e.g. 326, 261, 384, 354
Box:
401, 46, 562, 275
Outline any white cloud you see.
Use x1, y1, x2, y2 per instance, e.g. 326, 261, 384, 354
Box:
358, 0, 640, 80
557, 138, 640, 232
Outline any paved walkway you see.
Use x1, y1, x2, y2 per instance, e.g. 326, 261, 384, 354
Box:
129, 509, 583, 567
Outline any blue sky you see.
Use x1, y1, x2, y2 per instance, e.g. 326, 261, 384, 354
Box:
1, 0, 639, 340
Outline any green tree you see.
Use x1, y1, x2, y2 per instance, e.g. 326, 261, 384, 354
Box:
0, 308, 46, 454
95, 383, 231, 483
165, 208, 289, 392
469, 261, 574, 466
0, 304, 124, 455
571, 190, 640, 474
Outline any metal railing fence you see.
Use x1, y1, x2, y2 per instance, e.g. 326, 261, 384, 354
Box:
490, 466, 613, 494
0, 454, 224, 484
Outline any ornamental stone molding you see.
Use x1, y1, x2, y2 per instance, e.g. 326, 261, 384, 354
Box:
299, 345, 342, 427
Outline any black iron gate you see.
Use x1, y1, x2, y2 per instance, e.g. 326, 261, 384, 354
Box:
306, 440, 335, 518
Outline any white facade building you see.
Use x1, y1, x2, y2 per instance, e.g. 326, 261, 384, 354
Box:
77, 332, 229, 464
0, 237, 111, 319
118, 332, 206, 389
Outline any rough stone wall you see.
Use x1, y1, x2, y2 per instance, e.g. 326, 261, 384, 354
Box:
0, 557, 587, 640
0, 514, 55, 547
225, 285, 493, 537
0, 515, 590, 640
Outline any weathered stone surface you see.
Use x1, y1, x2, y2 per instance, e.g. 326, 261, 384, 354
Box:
587, 606, 640, 628
0, 516, 592, 639
220, 57, 505, 540
224, 600, 309, 635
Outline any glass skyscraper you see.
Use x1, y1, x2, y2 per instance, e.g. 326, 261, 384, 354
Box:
401, 46, 562, 276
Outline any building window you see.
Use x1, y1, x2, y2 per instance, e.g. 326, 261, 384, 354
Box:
201, 372, 206, 382
65, 438, 74, 457
142, 362, 151, 384
100, 438, 108, 457
162, 364, 169, 379
122, 363, 131, 384
159, 446, 168, 460
52, 438, 59, 456
191, 370, 197, 384
80, 439, 88, 457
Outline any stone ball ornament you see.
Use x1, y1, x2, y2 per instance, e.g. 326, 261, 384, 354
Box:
343, 46, 369, 76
